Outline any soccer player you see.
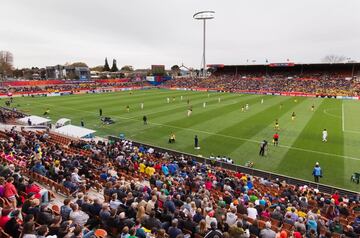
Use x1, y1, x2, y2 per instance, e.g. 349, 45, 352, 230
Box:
167, 97, 170, 103
218, 97, 221, 103
194, 135, 200, 149
261, 99, 264, 104
140, 103, 144, 110
172, 96, 175, 101
241, 106, 245, 112
311, 104, 315, 111
143, 115, 147, 125
126, 105, 130, 112
245, 104, 249, 111
187, 99, 190, 105
203, 102, 206, 108
43, 108, 50, 116
273, 132, 279, 146
322, 129, 328, 142
81, 119, 84, 127
187, 108, 192, 117
280, 103, 283, 109
274, 119, 280, 131
99, 108, 103, 116
294, 99, 298, 103
291, 112, 296, 121
180, 95, 183, 101
168, 132, 176, 143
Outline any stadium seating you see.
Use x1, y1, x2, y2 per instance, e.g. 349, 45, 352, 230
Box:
0, 124, 360, 237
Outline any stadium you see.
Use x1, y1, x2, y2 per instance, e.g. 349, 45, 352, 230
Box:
1, 1, 360, 238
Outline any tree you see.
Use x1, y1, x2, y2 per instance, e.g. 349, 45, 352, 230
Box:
121, 65, 134, 71
90, 65, 104, 72
71, 62, 88, 67
0, 51, 13, 79
104, 58, 110, 71
322, 55, 347, 63
171, 65, 180, 76
12, 68, 24, 78
111, 59, 119, 72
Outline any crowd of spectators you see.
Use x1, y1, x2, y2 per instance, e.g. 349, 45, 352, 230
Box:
0, 81, 149, 96
0, 107, 26, 123
164, 72, 360, 96
0, 125, 360, 238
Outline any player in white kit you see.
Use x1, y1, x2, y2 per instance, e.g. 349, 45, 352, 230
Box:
167, 97, 170, 103
140, 103, 144, 110
322, 129, 328, 142
203, 102, 206, 108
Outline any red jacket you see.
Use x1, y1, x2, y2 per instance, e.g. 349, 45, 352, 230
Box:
25, 184, 42, 199
4, 182, 17, 198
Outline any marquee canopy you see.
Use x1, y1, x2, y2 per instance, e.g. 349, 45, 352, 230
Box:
54, 125, 95, 138
17, 115, 51, 126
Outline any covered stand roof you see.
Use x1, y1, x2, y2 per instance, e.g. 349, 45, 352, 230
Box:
17, 115, 51, 125
54, 125, 95, 138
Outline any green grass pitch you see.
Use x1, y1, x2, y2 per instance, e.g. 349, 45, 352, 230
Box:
11, 89, 360, 191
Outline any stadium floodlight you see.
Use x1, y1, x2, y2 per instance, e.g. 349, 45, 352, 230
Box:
193, 11, 215, 77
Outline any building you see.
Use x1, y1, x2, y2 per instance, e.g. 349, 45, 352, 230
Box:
46, 65, 90, 80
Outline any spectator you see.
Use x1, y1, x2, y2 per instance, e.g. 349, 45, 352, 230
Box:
259, 222, 276, 238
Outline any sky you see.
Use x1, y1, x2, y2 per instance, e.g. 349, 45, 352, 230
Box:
1, 0, 360, 69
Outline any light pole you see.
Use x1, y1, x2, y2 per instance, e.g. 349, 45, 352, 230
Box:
193, 11, 215, 77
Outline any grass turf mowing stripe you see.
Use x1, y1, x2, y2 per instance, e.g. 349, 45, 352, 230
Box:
174, 96, 286, 152
342, 100, 360, 191
277, 99, 345, 188
168, 96, 297, 157
113, 94, 259, 139
229, 97, 324, 170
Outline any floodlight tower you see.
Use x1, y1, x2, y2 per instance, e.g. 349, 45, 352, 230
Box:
193, 11, 215, 77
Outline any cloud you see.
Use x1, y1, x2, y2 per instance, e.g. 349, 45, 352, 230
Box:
1, 0, 359, 69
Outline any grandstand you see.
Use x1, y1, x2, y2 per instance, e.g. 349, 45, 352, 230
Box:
165, 63, 360, 97
1, 76, 360, 237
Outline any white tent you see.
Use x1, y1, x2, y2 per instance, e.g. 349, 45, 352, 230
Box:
17, 115, 51, 126
54, 125, 96, 138
55, 118, 71, 128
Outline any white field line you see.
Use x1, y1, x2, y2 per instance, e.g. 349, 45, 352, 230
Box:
26, 101, 360, 162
